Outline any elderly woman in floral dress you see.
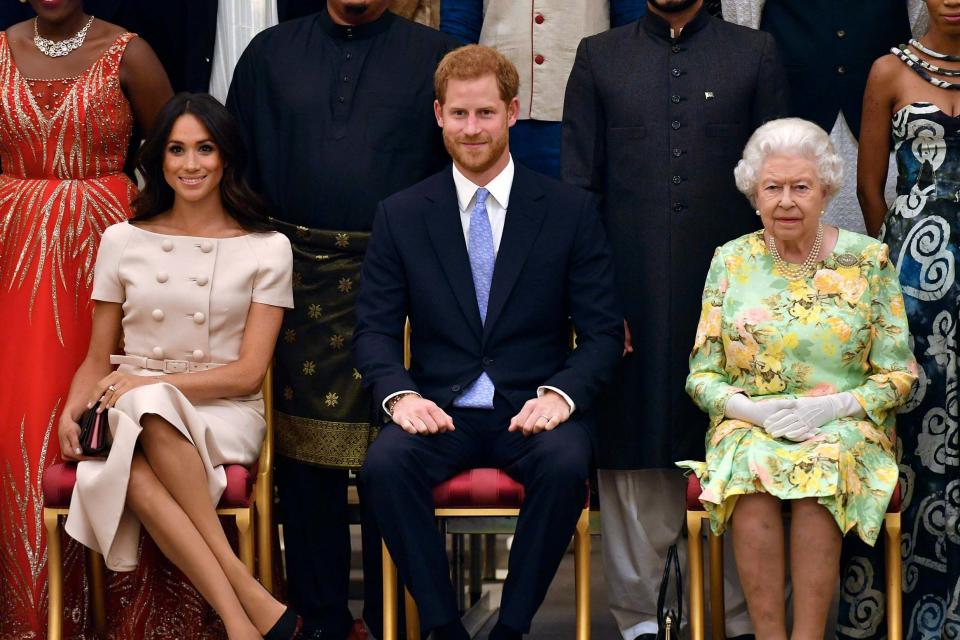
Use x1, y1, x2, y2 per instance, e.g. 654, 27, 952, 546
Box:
679, 117, 917, 640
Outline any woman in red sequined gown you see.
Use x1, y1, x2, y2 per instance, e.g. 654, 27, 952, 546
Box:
0, 2, 173, 637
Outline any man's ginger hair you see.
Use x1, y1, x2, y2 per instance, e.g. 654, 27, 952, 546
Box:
434, 44, 520, 105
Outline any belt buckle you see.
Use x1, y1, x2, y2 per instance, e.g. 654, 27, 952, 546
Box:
163, 359, 190, 374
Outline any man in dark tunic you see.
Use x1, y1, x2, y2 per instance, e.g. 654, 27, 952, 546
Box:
226, 2, 457, 637
561, 1, 789, 637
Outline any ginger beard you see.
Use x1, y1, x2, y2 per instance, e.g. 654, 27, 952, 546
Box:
442, 122, 509, 177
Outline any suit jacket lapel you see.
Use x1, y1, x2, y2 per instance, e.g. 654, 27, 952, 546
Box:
425, 175, 484, 340
484, 167, 546, 340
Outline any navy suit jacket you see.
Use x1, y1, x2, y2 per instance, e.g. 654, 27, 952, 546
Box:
353, 162, 623, 423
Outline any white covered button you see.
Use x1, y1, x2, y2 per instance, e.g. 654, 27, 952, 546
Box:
200, 240, 213, 253
196, 275, 209, 286
152, 346, 164, 358
152, 309, 164, 321
192, 349, 205, 360
193, 312, 206, 324
161, 239, 174, 252
156, 271, 169, 283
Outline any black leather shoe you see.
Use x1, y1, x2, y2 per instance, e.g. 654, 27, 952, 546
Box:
263, 608, 304, 640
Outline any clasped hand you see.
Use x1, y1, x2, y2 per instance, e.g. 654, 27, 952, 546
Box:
392, 390, 571, 437
725, 393, 863, 442
59, 372, 160, 461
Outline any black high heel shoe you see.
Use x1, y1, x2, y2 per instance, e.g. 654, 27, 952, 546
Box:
263, 607, 303, 640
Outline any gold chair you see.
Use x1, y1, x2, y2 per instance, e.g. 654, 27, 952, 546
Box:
380, 322, 592, 640
42, 368, 276, 640
685, 476, 902, 640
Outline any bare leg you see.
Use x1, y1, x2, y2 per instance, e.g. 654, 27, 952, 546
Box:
138, 414, 286, 634
730, 493, 787, 640
126, 452, 261, 640
789, 498, 841, 640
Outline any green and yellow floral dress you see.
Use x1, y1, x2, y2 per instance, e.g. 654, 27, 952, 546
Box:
678, 229, 917, 545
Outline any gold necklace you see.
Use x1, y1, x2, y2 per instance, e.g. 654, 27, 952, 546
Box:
34, 15, 95, 58
766, 222, 823, 281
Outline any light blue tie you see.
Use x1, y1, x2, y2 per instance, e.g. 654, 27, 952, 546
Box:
454, 187, 496, 409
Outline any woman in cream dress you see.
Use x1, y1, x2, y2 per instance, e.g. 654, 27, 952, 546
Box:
57, 93, 302, 640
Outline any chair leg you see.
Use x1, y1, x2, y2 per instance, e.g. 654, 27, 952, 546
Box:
44, 509, 63, 640
88, 548, 107, 634
574, 508, 591, 640
255, 480, 275, 593
708, 530, 725, 640
236, 509, 254, 574
885, 513, 903, 640
404, 587, 421, 640
382, 542, 399, 640
687, 511, 706, 640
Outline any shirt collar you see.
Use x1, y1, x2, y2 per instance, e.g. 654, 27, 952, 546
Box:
318, 5, 395, 41
642, 4, 711, 42
452, 155, 515, 212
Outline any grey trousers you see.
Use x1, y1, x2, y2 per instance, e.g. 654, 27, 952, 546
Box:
598, 469, 753, 640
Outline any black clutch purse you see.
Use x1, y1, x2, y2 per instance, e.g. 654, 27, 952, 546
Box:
77, 402, 112, 456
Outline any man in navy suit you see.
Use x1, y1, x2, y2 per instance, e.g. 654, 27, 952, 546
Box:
353, 45, 623, 640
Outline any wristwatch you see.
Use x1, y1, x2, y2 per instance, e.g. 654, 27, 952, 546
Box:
386, 392, 414, 417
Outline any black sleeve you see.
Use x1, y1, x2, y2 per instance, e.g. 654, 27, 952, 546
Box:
561, 37, 607, 199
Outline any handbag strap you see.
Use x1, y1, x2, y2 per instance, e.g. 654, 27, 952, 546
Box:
657, 543, 683, 627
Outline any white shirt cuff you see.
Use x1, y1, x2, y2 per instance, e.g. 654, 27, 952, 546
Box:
382, 390, 421, 417
537, 386, 576, 414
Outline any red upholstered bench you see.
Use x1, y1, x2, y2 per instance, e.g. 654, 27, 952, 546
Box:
382, 468, 592, 640
684, 473, 903, 640
41, 370, 278, 640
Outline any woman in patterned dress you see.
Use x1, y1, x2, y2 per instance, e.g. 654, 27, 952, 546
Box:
857, 1, 960, 636
0, 0, 171, 637
680, 117, 917, 639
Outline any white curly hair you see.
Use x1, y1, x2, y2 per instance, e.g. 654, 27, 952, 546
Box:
733, 117, 843, 206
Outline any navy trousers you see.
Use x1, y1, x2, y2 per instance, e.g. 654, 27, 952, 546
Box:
358, 395, 591, 633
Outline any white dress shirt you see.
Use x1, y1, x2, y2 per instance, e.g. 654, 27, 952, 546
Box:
383, 156, 575, 417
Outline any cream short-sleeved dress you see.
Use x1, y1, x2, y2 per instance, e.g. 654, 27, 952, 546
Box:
65, 221, 293, 572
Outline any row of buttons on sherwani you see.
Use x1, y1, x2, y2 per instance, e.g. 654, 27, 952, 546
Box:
668, 38, 687, 215
144, 236, 217, 362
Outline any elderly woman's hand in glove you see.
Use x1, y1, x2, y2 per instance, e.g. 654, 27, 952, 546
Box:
762, 393, 865, 442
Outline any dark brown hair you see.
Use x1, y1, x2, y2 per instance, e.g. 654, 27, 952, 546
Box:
434, 45, 520, 105
131, 93, 272, 232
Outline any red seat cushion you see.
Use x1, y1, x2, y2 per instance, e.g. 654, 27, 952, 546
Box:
685, 473, 903, 513
42, 462, 257, 509
433, 468, 526, 508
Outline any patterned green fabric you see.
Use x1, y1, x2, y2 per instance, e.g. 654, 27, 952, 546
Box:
678, 229, 917, 544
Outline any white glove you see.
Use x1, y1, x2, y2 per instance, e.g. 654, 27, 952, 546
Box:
763, 392, 864, 442
724, 394, 798, 426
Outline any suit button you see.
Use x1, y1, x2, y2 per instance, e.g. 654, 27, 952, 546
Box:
156, 271, 168, 283
673, 148, 682, 157
671, 44, 681, 53
196, 275, 209, 286
672, 175, 682, 185
161, 239, 174, 252
152, 309, 164, 321
535, 13, 544, 24
200, 240, 213, 253
837, 65, 846, 75
836, 29, 846, 38
152, 346, 164, 358
671, 94, 681, 104
193, 312, 206, 324
671, 68, 681, 77
451, 384, 461, 392
482, 357, 493, 365
534, 54, 545, 65
671, 120, 681, 130
193, 349, 205, 360
673, 203, 684, 213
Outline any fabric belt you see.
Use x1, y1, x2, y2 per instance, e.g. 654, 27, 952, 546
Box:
110, 355, 226, 373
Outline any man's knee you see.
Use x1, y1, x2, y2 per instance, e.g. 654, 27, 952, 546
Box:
532, 430, 590, 493
358, 426, 417, 491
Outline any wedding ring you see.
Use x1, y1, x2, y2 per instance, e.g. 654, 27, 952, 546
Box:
107, 385, 117, 392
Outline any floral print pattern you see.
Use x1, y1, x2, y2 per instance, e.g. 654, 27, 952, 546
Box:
678, 230, 917, 544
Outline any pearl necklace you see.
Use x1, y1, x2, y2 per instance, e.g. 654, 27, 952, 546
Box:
766, 222, 823, 281
34, 15, 95, 58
